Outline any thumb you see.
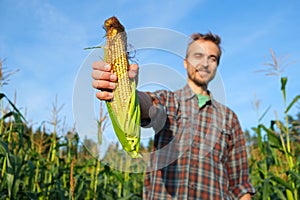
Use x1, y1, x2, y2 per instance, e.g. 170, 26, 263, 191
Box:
128, 63, 139, 84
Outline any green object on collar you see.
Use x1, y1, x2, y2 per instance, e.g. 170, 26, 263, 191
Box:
196, 94, 210, 108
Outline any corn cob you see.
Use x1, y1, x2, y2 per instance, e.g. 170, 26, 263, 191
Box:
103, 16, 141, 158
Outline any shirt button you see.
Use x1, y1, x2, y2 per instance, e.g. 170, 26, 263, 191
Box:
190, 184, 195, 190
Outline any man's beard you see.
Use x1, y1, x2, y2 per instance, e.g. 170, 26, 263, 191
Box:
187, 70, 208, 87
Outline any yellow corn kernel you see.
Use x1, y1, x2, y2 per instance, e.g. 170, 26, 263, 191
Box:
105, 32, 131, 109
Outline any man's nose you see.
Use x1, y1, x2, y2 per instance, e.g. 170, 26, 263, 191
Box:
200, 57, 209, 68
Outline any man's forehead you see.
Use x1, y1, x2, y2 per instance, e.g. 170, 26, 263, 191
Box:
188, 40, 219, 53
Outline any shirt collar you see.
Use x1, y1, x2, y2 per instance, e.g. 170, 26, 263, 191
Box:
181, 84, 218, 108
182, 84, 196, 100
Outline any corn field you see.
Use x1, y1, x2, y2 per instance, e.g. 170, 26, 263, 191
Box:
1, 50, 300, 199
0, 92, 145, 200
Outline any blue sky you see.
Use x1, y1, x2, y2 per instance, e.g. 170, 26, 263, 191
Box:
1, 0, 300, 138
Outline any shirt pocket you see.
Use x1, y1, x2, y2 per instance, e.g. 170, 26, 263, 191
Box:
196, 124, 222, 159
213, 126, 233, 163
164, 111, 188, 138
155, 112, 189, 159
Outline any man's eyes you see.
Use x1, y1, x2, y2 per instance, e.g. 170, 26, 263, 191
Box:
193, 54, 217, 63
208, 56, 217, 62
194, 53, 204, 58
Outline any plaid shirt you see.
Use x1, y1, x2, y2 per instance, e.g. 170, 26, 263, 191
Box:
143, 84, 255, 200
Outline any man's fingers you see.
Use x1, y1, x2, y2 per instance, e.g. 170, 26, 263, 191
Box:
91, 70, 117, 81
92, 61, 111, 71
96, 91, 114, 101
92, 80, 116, 90
92, 61, 139, 101
128, 63, 139, 79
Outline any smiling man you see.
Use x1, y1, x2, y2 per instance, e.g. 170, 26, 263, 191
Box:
92, 32, 255, 199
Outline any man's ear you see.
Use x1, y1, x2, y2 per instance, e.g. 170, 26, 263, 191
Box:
183, 59, 188, 69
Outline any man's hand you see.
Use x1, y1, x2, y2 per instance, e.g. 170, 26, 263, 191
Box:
92, 61, 159, 123
240, 193, 251, 200
91, 61, 138, 100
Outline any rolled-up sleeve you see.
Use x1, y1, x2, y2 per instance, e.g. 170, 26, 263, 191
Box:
226, 114, 256, 199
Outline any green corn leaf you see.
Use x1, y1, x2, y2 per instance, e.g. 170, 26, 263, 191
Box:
288, 170, 300, 181
281, 77, 288, 103
273, 187, 287, 200
0, 141, 16, 198
261, 124, 283, 151
0, 93, 5, 100
106, 81, 141, 158
0, 111, 14, 121
257, 160, 268, 178
286, 189, 295, 200
258, 105, 271, 122
118, 193, 135, 200
0, 140, 9, 154
252, 124, 264, 154
285, 95, 300, 114
0, 92, 26, 122
263, 178, 270, 200
83, 45, 104, 50
6, 153, 14, 198
271, 175, 293, 191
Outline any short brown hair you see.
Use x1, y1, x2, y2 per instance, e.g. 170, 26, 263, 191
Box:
186, 32, 222, 64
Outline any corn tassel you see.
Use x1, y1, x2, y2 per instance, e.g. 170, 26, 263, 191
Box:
103, 16, 141, 158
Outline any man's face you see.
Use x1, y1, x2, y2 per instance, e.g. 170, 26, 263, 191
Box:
184, 39, 220, 86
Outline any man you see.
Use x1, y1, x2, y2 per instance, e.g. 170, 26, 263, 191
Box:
92, 32, 255, 199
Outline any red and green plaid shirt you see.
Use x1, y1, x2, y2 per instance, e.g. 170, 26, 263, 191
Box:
143, 84, 255, 199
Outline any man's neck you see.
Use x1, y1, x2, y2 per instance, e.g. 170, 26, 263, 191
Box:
187, 79, 209, 96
